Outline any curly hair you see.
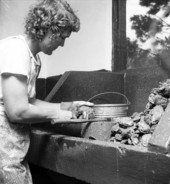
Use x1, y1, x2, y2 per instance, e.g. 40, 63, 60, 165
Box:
24, 0, 80, 41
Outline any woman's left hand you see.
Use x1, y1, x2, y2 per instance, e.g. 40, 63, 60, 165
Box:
68, 101, 94, 119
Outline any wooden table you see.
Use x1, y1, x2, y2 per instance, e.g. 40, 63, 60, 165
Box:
27, 128, 170, 184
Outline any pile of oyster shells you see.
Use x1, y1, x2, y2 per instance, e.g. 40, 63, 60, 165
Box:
109, 79, 170, 147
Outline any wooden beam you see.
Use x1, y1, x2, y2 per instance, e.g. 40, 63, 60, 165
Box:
112, 0, 127, 72
45, 71, 71, 102
28, 129, 170, 184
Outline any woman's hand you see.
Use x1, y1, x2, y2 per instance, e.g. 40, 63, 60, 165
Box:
51, 109, 73, 125
68, 101, 94, 119
51, 101, 94, 124
55, 109, 73, 120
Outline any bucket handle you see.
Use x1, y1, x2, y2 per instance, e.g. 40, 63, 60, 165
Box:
88, 92, 130, 105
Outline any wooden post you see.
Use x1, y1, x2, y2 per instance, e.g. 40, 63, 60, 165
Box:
112, 0, 127, 72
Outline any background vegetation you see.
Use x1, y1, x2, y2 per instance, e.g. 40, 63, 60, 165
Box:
127, 0, 170, 71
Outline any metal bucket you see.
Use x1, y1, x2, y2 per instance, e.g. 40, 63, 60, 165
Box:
81, 92, 130, 141
88, 92, 130, 118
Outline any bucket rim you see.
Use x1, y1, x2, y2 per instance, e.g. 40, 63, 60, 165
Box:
94, 104, 129, 107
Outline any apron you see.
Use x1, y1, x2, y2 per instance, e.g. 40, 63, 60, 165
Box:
0, 35, 41, 184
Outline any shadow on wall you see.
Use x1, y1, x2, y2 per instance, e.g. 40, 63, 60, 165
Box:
125, 62, 170, 116
36, 65, 170, 119
30, 164, 89, 184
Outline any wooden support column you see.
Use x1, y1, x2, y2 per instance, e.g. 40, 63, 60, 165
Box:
112, 0, 127, 72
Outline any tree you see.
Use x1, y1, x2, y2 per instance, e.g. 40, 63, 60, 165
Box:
130, 0, 170, 42
130, 15, 163, 42
127, 38, 150, 69
139, 0, 169, 14
127, 0, 170, 69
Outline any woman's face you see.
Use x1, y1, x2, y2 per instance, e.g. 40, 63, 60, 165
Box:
39, 29, 71, 55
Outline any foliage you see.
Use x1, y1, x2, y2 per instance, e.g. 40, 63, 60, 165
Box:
130, 0, 170, 41
131, 15, 163, 42
127, 38, 151, 69
139, 0, 169, 14
127, 0, 170, 69
126, 38, 138, 59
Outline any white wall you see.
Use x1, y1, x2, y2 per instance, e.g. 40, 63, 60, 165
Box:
0, 0, 112, 78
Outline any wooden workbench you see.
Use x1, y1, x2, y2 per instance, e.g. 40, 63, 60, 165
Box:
27, 128, 170, 184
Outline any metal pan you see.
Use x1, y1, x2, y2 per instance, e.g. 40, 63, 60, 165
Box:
51, 117, 114, 124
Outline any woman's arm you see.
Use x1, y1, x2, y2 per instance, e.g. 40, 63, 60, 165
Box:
1, 73, 72, 124
30, 98, 61, 110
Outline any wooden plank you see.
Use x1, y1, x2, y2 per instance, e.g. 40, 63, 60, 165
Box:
45, 71, 70, 102
27, 129, 170, 184
148, 103, 170, 154
112, 0, 127, 72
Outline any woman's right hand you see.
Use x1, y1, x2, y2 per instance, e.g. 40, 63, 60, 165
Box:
51, 109, 73, 125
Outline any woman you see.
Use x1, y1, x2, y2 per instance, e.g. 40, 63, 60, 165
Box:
0, 0, 93, 183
